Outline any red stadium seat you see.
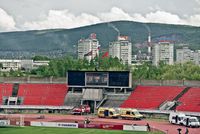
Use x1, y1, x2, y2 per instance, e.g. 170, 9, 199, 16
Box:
18, 84, 68, 106
120, 86, 185, 109
176, 87, 200, 112
0, 83, 13, 104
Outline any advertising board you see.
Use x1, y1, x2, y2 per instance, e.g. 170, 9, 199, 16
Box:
0, 120, 10, 126
31, 121, 78, 128
123, 124, 147, 131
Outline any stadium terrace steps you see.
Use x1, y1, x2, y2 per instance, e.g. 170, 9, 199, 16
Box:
102, 94, 129, 107
0, 83, 13, 104
64, 93, 82, 106
120, 86, 185, 109
176, 87, 200, 112
18, 84, 68, 106
173, 87, 191, 101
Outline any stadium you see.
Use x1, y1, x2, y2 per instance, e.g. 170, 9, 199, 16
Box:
0, 71, 200, 134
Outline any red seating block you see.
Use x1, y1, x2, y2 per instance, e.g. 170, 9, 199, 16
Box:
120, 86, 185, 109
176, 87, 200, 112
0, 83, 13, 104
18, 84, 68, 106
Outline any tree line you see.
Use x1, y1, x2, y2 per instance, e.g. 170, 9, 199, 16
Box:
132, 62, 200, 80
31, 56, 127, 77
1, 56, 200, 80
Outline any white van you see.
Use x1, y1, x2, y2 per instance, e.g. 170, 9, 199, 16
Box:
182, 116, 200, 128
169, 112, 186, 125
169, 112, 200, 127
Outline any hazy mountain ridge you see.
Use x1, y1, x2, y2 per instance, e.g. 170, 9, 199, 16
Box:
0, 21, 200, 58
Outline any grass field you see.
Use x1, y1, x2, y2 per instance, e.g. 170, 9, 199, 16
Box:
0, 127, 163, 134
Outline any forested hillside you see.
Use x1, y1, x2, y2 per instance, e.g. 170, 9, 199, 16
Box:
0, 21, 200, 58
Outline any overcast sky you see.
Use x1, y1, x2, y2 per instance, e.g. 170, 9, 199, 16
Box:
0, 0, 200, 32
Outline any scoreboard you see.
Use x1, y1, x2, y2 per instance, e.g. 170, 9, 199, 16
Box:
67, 71, 85, 86
109, 72, 129, 87
67, 71, 131, 88
86, 72, 108, 86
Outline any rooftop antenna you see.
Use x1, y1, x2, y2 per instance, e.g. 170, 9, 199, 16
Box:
143, 23, 152, 55
148, 32, 152, 54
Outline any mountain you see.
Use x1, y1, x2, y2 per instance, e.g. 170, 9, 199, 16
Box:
0, 21, 200, 58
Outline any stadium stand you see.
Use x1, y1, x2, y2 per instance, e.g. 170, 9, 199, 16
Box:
0, 83, 13, 104
1, 81, 200, 114
64, 93, 82, 106
103, 94, 129, 107
18, 84, 68, 106
120, 86, 185, 109
176, 87, 200, 112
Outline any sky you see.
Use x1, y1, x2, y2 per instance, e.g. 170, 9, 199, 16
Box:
0, 0, 200, 32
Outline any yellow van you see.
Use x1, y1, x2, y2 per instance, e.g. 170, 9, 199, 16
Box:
119, 108, 143, 120
97, 107, 120, 118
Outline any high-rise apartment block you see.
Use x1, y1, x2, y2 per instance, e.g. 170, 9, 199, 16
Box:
77, 33, 99, 61
176, 47, 200, 65
109, 36, 132, 65
152, 41, 174, 66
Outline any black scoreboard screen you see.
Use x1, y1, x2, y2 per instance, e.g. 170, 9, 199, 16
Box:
86, 72, 108, 86
67, 71, 85, 86
109, 72, 129, 87
67, 71, 130, 87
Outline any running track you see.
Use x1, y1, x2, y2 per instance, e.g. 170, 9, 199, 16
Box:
2, 114, 200, 134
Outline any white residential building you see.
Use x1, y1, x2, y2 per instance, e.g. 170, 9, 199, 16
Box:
109, 36, 132, 65
32, 60, 49, 69
0, 59, 21, 71
0, 59, 49, 72
176, 47, 200, 65
77, 33, 99, 61
194, 50, 200, 65
176, 47, 194, 63
152, 41, 174, 66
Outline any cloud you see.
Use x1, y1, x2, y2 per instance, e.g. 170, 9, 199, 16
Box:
98, 7, 133, 22
1, 7, 200, 32
148, 5, 162, 12
0, 8, 16, 31
99, 7, 185, 25
132, 10, 200, 27
23, 7, 200, 31
194, 0, 200, 12
23, 9, 101, 30
23, 7, 135, 30
187, 14, 200, 26
196, 0, 200, 5
140, 11, 184, 25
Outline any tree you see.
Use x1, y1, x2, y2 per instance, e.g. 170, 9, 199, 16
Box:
0, 63, 2, 68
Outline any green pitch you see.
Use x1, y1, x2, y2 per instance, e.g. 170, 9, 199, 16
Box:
0, 127, 163, 134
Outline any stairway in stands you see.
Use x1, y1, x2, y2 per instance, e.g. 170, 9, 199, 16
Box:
159, 87, 191, 110
176, 87, 200, 112
12, 83, 19, 97
120, 86, 185, 109
173, 87, 191, 101
0, 83, 13, 105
